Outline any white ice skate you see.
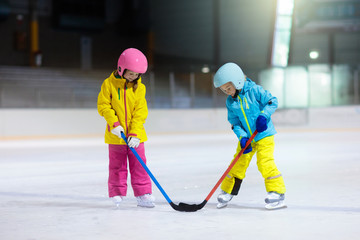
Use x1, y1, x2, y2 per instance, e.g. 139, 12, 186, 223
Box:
136, 194, 155, 208
217, 190, 233, 209
111, 196, 123, 207
265, 192, 286, 210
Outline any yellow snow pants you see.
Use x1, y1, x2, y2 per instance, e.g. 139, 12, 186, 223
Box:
221, 136, 286, 195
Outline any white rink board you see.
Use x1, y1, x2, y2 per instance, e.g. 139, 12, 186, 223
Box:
1, 106, 360, 138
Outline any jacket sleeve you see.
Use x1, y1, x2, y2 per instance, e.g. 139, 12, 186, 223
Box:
128, 85, 148, 139
254, 84, 278, 120
97, 79, 119, 129
226, 99, 248, 139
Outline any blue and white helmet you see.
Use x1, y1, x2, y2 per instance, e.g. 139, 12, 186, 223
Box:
213, 62, 245, 90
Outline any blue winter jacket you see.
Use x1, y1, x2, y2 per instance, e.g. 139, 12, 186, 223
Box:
226, 77, 277, 142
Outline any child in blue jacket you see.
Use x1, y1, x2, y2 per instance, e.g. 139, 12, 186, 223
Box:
213, 62, 286, 210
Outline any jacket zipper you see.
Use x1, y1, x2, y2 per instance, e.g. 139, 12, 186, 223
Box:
123, 83, 128, 134
237, 96, 254, 141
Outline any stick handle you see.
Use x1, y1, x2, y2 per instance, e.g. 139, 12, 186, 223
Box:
205, 130, 258, 201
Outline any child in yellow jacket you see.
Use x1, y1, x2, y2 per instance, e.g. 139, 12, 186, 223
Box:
97, 48, 154, 208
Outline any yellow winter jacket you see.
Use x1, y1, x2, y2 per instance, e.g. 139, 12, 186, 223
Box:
97, 71, 148, 145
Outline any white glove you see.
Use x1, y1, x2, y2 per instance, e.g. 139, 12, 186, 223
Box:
111, 125, 124, 138
127, 137, 140, 148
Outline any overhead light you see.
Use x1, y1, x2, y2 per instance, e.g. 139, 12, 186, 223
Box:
201, 65, 210, 73
309, 50, 319, 59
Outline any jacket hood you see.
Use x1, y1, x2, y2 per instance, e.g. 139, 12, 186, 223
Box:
241, 77, 256, 94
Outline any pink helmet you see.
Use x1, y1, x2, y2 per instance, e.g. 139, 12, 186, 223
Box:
117, 48, 148, 76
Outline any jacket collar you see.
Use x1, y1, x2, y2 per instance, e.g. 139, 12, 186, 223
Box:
110, 70, 142, 85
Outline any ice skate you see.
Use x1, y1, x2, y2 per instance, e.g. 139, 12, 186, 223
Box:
217, 190, 233, 209
265, 201, 286, 210
111, 196, 123, 207
217, 202, 229, 209
265, 192, 286, 210
136, 194, 155, 208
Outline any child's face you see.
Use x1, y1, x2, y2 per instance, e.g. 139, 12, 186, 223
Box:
123, 70, 140, 82
220, 82, 237, 97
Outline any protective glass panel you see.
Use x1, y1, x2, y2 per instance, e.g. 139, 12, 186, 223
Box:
284, 66, 308, 108
259, 68, 285, 108
308, 65, 332, 107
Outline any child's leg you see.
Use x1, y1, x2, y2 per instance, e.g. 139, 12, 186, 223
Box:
221, 141, 255, 195
108, 144, 128, 197
127, 143, 152, 197
256, 136, 286, 194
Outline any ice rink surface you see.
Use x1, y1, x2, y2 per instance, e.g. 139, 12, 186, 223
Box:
1, 128, 360, 240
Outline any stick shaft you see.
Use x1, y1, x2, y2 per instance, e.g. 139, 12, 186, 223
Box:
121, 133, 173, 203
205, 130, 258, 201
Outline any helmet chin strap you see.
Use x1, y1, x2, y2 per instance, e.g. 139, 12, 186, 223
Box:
232, 89, 239, 99
126, 79, 138, 84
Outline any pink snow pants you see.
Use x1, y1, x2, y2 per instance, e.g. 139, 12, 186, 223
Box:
108, 143, 152, 197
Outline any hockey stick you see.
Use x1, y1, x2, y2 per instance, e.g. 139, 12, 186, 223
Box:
121, 130, 257, 212
170, 130, 258, 211
196, 130, 258, 210
121, 132, 198, 212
